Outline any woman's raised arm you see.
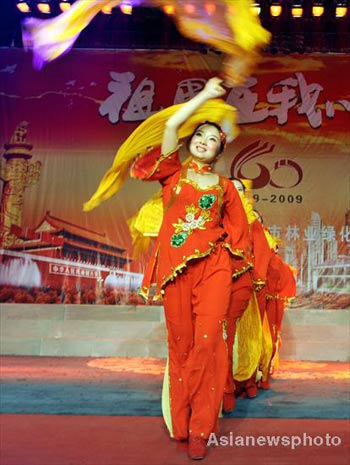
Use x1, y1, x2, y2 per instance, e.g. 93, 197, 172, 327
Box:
161, 77, 226, 155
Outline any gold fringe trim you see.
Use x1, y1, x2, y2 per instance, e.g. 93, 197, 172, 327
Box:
266, 293, 295, 302
160, 243, 218, 290
232, 263, 252, 279
222, 244, 245, 259
139, 242, 220, 301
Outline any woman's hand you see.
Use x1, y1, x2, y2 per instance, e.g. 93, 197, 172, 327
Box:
161, 77, 226, 155
202, 77, 226, 99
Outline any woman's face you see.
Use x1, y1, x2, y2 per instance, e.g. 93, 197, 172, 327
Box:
189, 124, 221, 164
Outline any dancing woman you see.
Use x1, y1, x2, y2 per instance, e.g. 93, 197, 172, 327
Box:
129, 77, 250, 459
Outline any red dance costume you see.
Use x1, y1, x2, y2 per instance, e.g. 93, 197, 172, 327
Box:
250, 220, 274, 320
223, 261, 253, 403
265, 253, 297, 375
131, 147, 249, 441
225, 218, 272, 400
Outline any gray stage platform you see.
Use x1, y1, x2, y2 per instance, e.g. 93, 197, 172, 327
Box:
1, 304, 349, 361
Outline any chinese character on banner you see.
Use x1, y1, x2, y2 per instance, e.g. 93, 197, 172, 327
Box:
339, 226, 350, 243
325, 99, 350, 118
269, 225, 282, 239
99, 71, 135, 123
321, 226, 336, 242
285, 225, 300, 241
123, 77, 158, 121
294, 72, 323, 129
227, 72, 349, 128
304, 225, 320, 242
226, 77, 269, 124
267, 76, 299, 126
173, 79, 206, 104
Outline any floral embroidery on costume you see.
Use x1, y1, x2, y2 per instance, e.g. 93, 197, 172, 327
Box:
171, 232, 188, 248
199, 194, 217, 209
170, 195, 217, 248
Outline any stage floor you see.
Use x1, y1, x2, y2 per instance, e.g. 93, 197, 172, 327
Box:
1, 356, 349, 465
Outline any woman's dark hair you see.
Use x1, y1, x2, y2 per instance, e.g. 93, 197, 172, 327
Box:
253, 209, 264, 224
229, 177, 246, 193
187, 121, 226, 155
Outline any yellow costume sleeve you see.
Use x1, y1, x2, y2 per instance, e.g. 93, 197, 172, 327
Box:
264, 229, 280, 250
232, 292, 262, 381
240, 194, 256, 225
127, 189, 163, 258
259, 311, 274, 381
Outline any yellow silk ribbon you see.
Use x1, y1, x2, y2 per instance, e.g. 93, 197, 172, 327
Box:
23, 0, 270, 84
83, 98, 237, 211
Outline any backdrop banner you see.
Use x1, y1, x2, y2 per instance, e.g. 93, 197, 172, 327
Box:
0, 49, 349, 307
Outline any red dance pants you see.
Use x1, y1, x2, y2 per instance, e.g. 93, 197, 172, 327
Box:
162, 245, 232, 440
224, 271, 253, 395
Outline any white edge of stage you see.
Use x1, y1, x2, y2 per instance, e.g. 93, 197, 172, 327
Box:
0, 304, 349, 361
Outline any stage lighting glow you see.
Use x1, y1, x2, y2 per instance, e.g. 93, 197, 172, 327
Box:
335, 6, 348, 17
250, 2, 261, 16
88, 358, 165, 376
16, 1, 30, 13
204, 2, 216, 16
184, 3, 196, 14
120, 2, 133, 15
163, 5, 175, 15
102, 5, 113, 14
270, 4, 282, 17
312, 5, 324, 17
59, 1, 71, 12
291, 6, 303, 17
37, 1, 51, 14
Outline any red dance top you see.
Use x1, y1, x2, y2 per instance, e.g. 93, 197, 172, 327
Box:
266, 253, 297, 301
130, 147, 250, 300
250, 219, 274, 289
